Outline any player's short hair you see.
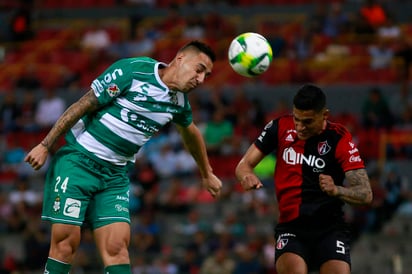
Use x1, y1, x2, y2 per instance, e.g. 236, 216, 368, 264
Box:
179, 40, 216, 62
293, 84, 326, 112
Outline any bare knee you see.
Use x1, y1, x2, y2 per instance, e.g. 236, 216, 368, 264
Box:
276, 253, 307, 274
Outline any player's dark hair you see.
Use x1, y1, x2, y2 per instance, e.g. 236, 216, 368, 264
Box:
179, 40, 216, 62
293, 84, 326, 112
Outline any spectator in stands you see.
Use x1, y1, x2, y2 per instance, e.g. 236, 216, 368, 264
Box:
0, 92, 20, 133
9, 5, 33, 42
361, 87, 394, 129
377, 16, 401, 41
261, 234, 276, 273
159, 178, 194, 214
132, 256, 156, 274
22, 218, 50, 271
14, 65, 41, 91
80, 22, 112, 66
359, 0, 389, 31
368, 37, 394, 70
213, 211, 245, 239
350, 10, 376, 38
130, 229, 161, 257
81, 22, 111, 52
152, 255, 178, 274
187, 230, 211, 259
394, 36, 412, 99
3, 137, 26, 170
322, 2, 350, 38
174, 143, 198, 177
177, 246, 202, 274
8, 175, 42, 213
149, 143, 179, 179
308, 3, 327, 35
233, 243, 263, 274
380, 164, 410, 221
397, 103, 412, 130
203, 107, 234, 155
131, 159, 159, 193
225, 88, 252, 124
0, 190, 13, 232
107, 24, 155, 59
350, 171, 386, 235
233, 113, 261, 154
16, 90, 39, 133
291, 27, 316, 61
199, 246, 235, 274
71, 228, 101, 273
157, 3, 186, 38
34, 87, 66, 131
183, 15, 205, 40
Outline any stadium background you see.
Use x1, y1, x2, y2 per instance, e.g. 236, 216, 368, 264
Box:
0, 0, 412, 273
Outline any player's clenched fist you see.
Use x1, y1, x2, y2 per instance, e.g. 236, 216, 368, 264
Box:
239, 174, 263, 191
319, 174, 338, 196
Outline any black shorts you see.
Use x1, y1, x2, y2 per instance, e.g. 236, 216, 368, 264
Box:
274, 220, 352, 271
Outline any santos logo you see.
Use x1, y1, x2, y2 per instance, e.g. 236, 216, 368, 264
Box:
282, 147, 326, 168
63, 198, 81, 218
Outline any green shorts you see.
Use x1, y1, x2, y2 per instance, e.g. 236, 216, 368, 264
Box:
42, 145, 131, 229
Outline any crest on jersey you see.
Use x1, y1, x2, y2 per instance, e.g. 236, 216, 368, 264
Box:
276, 238, 288, 250
318, 141, 331, 155
106, 83, 120, 97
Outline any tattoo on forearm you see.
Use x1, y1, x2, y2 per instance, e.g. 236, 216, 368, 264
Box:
337, 169, 372, 205
43, 90, 99, 149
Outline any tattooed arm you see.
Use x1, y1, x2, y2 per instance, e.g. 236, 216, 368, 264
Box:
24, 89, 100, 170
319, 169, 373, 205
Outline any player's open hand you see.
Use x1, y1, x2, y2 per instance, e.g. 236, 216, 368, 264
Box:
239, 174, 263, 191
202, 173, 222, 198
24, 143, 49, 170
319, 174, 338, 196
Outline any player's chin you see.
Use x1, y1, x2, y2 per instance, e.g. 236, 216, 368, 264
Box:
297, 132, 310, 140
186, 84, 197, 92
181, 86, 192, 93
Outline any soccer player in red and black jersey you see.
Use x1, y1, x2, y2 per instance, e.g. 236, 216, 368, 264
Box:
235, 84, 373, 274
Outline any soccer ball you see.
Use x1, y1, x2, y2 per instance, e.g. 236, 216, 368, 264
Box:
228, 32, 273, 77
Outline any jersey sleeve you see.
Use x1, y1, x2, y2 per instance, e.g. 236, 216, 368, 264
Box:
172, 94, 193, 127
91, 59, 133, 106
254, 119, 279, 155
335, 131, 365, 172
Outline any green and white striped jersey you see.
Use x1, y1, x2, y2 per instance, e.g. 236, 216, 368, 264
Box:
65, 57, 193, 166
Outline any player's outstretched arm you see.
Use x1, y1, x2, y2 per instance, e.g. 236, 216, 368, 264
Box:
235, 144, 264, 191
24, 89, 100, 170
176, 122, 222, 198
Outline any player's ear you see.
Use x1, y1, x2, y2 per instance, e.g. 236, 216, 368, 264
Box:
175, 52, 185, 62
323, 108, 330, 120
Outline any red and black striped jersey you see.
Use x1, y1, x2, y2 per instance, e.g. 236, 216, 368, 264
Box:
254, 115, 365, 224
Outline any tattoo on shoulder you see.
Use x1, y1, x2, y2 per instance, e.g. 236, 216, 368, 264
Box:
345, 169, 369, 187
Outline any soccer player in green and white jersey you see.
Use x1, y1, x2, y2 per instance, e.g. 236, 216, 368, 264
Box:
24, 40, 222, 274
